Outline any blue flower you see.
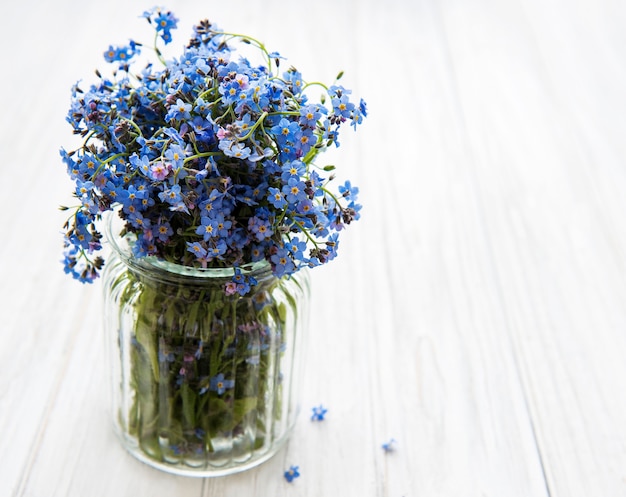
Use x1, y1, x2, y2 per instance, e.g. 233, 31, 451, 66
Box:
332, 93, 354, 118
270, 248, 295, 277
199, 190, 225, 217
286, 237, 307, 261
297, 128, 315, 155
222, 140, 252, 160
144, 8, 178, 44
283, 465, 300, 483
196, 216, 219, 241
214, 213, 232, 237
351, 106, 365, 129
267, 187, 287, 209
295, 199, 314, 216
311, 405, 327, 421
281, 160, 306, 181
127, 211, 151, 231
190, 117, 215, 143
219, 75, 249, 105
325, 233, 340, 261
193, 98, 210, 117
270, 118, 300, 142
358, 98, 368, 117
209, 373, 235, 395
75, 180, 95, 198
248, 215, 273, 241
282, 177, 307, 203
74, 150, 98, 177
320, 119, 340, 147
299, 104, 326, 128
230, 267, 257, 296
121, 184, 148, 212
155, 220, 174, 242
103, 41, 139, 66
308, 171, 325, 196
154, 11, 178, 33
129, 153, 151, 176
166, 98, 192, 121
158, 184, 182, 205
338, 180, 359, 200
164, 144, 185, 169
284, 69, 303, 94
381, 438, 397, 453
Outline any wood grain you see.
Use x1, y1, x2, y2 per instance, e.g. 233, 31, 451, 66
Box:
1, 0, 626, 495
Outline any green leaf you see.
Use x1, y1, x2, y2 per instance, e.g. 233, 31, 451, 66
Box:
277, 302, 287, 323
233, 397, 258, 426
181, 384, 196, 428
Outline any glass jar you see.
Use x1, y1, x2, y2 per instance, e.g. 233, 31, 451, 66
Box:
102, 216, 309, 477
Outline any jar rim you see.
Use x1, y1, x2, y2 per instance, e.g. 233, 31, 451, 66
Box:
103, 210, 274, 283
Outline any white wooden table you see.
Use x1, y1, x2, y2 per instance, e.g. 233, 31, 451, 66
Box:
2, 0, 626, 495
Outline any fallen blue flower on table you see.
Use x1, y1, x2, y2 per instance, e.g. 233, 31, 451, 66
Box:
382, 438, 397, 452
284, 465, 300, 482
311, 404, 328, 421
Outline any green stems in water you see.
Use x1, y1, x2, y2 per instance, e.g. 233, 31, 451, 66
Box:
109, 259, 305, 468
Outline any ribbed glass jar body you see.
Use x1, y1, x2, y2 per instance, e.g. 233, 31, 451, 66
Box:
102, 229, 309, 477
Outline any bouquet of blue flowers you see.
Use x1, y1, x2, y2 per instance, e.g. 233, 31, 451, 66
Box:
59, 8, 365, 473
60, 7, 365, 290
